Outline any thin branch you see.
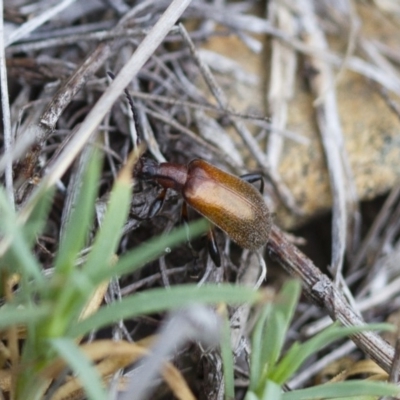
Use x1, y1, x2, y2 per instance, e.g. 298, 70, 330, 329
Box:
5, 0, 78, 47
267, 225, 395, 373
298, 0, 350, 281
266, 2, 297, 169
0, 0, 14, 206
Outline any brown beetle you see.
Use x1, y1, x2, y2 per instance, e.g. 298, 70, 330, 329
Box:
135, 157, 272, 266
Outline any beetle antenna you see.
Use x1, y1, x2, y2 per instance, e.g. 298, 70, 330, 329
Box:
107, 71, 142, 147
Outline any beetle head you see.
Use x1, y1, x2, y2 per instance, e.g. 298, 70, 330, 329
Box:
134, 157, 159, 180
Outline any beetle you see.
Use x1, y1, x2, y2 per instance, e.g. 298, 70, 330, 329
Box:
134, 156, 272, 266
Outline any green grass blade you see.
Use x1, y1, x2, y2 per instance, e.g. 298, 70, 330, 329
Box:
2, 234, 44, 283
0, 190, 44, 282
46, 152, 133, 336
336, 397, 385, 400
20, 187, 55, 248
221, 311, 235, 400
270, 323, 393, 384
281, 381, 399, 400
41, 271, 96, 338
71, 284, 260, 337
249, 281, 300, 393
82, 151, 142, 283
245, 392, 260, 400
260, 280, 301, 369
261, 379, 282, 400
0, 304, 50, 329
0, 186, 53, 247
249, 304, 272, 391
54, 148, 102, 275
50, 338, 107, 400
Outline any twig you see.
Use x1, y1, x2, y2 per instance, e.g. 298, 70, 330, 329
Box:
0, 0, 14, 206
266, 1, 297, 169
40, 42, 112, 130
5, 0, 78, 47
6, 28, 143, 54
390, 336, 400, 383
142, 106, 241, 169
313, 0, 360, 107
360, 38, 400, 84
303, 272, 400, 337
194, 110, 244, 168
15, 41, 113, 204
267, 225, 395, 373
375, 85, 400, 122
288, 340, 357, 389
298, 0, 351, 282
120, 267, 187, 295
128, 90, 307, 144
350, 184, 400, 273
273, 30, 400, 96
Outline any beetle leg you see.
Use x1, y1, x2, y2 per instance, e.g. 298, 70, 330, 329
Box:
181, 196, 221, 267
180, 202, 201, 262
180, 201, 191, 242
240, 173, 264, 194
181, 202, 222, 267
148, 188, 167, 218
207, 229, 221, 267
